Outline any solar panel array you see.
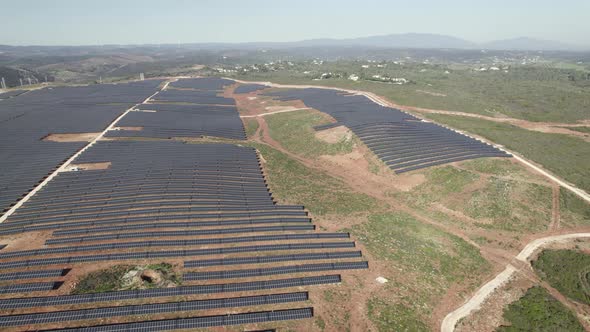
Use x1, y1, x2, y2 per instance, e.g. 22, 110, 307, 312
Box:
0, 89, 28, 99
234, 84, 268, 94
44, 308, 314, 332
0, 78, 368, 330
0, 292, 308, 327
265, 88, 511, 173
0, 80, 163, 212
105, 78, 245, 140
106, 104, 246, 139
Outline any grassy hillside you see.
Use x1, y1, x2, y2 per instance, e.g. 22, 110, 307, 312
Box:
424, 114, 590, 193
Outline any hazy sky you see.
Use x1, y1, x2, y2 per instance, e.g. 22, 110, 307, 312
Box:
2, 0, 589, 46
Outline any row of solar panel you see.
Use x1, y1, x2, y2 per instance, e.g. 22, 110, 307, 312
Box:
44, 307, 313, 332
0, 242, 356, 269
0, 269, 70, 281
22, 193, 275, 209
13, 201, 283, 219
17, 196, 276, 213
184, 261, 369, 280
2, 210, 305, 230
168, 78, 234, 90
50, 217, 312, 237
44, 232, 348, 250
0, 233, 347, 258
0, 213, 310, 235
0, 275, 340, 309
0, 281, 62, 294
184, 251, 363, 268
0, 292, 308, 327
234, 84, 268, 94
8, 205, 302, 223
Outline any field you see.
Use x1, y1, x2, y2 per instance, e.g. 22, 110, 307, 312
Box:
423, 114, 590, 192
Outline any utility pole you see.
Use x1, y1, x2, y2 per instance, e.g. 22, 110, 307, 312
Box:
99, 76, 102, 84
27, 77, 32, 85
1, 77, 6, 89
45, 76, 48, 83
19, 78, 23, 86
139, 73, 144, 81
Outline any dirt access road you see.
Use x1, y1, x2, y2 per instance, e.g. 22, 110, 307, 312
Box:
441, 233, 590, 332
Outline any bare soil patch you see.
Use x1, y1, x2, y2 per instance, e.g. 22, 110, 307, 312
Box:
43, 132, 100, 142
455, 273, 533, 332
315, 125, 352, 144
67, 162, 112, 171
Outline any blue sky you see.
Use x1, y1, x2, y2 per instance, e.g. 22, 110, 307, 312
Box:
1, 0, 589, 46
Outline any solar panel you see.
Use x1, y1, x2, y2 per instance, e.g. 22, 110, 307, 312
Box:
0, 281, 62, 294
185, 251, 363, 268
0, 292, 308, 327
0, 269, 69, 281
263, 89, 510, 172
0, 275, 340, 309
40, 308, 313, 331
184, 261, 368, 280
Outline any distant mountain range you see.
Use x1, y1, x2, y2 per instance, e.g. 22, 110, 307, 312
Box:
0, 33, 587, 51
289, 33, 586, 51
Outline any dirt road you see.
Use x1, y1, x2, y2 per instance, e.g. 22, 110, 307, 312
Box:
239, 107, 310, 118
441, 233, 590, 332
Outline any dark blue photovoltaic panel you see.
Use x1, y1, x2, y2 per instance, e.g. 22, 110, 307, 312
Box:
264, 88, 510, 173
42, 307, 313, 331
169, 78, 234, 90
0, 292, 308, 327
234, 84, 268, 94
0, 275, 340, 309
0, 80, 163, 212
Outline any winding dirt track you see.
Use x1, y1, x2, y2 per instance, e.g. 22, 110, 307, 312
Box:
441, 233, 590, 332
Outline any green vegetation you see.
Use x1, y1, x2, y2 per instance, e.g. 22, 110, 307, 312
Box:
563, 126, 590, 134
425, 114, 590, 192
352, 212, 489, 330
559, 190, 590, 226
72, 263, 180, 294
395, 164, 552, 232
368, 298, 429, 332
497, 286, 584, 332
265, 110, 354, 157
352, 212, 488, 283
533, 250, 590, 304
73, 265, 133, 294
243, 118, 259, 138
461, 158, 526, 177
232, 61, 590, 123
253, 143, 378, 215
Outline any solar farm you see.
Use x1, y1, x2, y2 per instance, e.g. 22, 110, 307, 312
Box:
0, 77, 513, 331
263, 88, 511, 173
